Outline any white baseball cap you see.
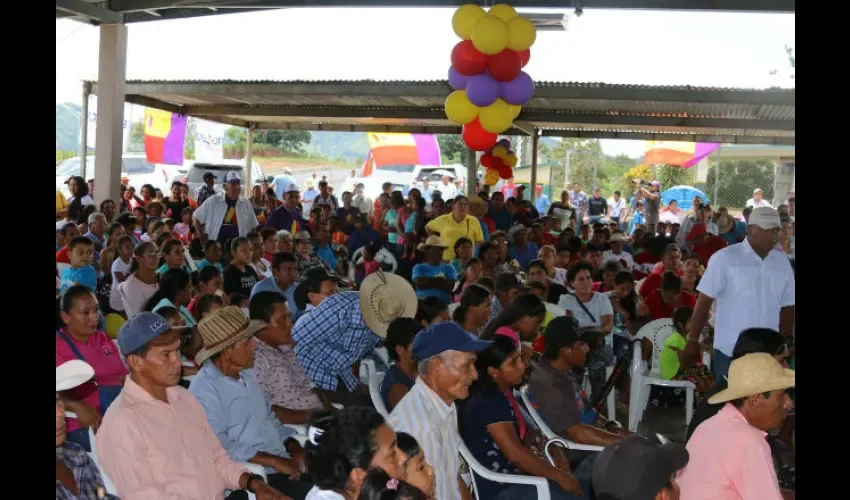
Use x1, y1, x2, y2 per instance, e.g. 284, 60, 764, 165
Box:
747, 207, 781, 230
224, 171, 242, 184
753, 188, 763, 194
56, 360, 95, 392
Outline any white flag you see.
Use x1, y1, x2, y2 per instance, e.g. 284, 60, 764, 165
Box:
194, 119, 226, 162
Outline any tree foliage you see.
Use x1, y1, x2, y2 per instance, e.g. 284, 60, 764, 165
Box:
126, 122, 145, 153
704, 159, 775, 208
656, 164, 691, 190
255, 130, 312, 153
437, 134, 465, 164
621, 164, 654, 196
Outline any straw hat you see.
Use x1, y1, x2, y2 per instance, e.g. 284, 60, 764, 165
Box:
609, 232, 628, 243
358, 270, 417, 338
417, 235, 448, 252
305, 179, 315, 189
195, 306, 267, 365
708, 353, 795, 405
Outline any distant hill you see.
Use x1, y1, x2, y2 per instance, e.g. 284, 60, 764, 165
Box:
56, 103, 82, 151
304, 131, 370, 163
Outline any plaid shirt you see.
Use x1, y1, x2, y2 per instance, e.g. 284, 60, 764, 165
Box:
56, 442, 119, 500
291, 292, 380, 391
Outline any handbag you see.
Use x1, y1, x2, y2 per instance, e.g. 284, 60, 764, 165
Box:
56, 330, 122, 413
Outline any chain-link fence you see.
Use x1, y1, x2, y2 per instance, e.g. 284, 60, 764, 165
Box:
703, 159, 779, 212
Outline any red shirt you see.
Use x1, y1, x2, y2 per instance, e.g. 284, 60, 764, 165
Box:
481, 216, 496, 235
692, 234, 728, 266
56, 246, 71, 264
644, 289, 696, 320
639, 266, 682, 298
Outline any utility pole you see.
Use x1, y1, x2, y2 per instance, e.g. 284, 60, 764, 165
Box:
592, 138, 600, 188
564, 149, 572, 190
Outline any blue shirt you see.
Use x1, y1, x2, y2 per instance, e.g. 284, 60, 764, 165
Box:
535, 194, 550, 215
270, 174, 296, 200
197, 259, 223, 272
380, 365, 415, 413
60, 265, 97, 294
629, 211, 645, 234
489, 209, 513, 232
250, 277, 298, 319
189, 363, 294, 468
720, 220, 748, 245
411, 262, 458, 304
508, 242, 539, 271
291, 292, 381, 391
315, 244, 338, 271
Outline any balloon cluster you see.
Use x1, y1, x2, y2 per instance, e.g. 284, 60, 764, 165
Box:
445, 3, 537, 151
481, 139, 517, 185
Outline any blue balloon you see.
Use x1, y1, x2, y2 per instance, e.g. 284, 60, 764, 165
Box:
448, 66, 471, 91
466, 73, 500, 107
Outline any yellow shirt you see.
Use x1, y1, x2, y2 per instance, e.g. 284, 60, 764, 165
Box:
56, 190, 68, 213
426, 214, 484, 261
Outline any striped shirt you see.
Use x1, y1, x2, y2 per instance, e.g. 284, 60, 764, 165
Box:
390, 378, 463, 500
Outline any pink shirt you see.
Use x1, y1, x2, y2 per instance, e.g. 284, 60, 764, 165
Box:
678, 403, 784, 500
96, 377, 248, 500
55, 329, 128, 433
494, 326, 520, 346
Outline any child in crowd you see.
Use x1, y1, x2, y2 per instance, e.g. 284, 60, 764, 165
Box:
173, 207, 194, 244
260, 227, 279, 263
361, 240, 383, 281
396, 432, 436, 499
359, 468, 428, 500
61, 237, 97, 294
452, 257, 482, 302
156, 240, 191, 275
223, 238, 260, 296
198, 240, 223, 271
661, 306, 715, 406
247, 231, 272, 279
629, 201, 645, 235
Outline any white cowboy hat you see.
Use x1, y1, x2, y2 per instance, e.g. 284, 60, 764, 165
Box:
358, 270, 417, 339
56, 360, 95, 392
608, 232, 628, 243
708, 353, 795, 405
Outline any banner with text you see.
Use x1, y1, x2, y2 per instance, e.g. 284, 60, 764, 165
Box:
194, 119, 227, 162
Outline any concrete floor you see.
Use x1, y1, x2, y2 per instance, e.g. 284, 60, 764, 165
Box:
616, 405, 690, 443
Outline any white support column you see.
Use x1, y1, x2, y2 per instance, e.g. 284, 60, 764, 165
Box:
529, 132, 539, 203
93, 23, 128, 205
245, 124, 255, 197
465, 147, 477, 196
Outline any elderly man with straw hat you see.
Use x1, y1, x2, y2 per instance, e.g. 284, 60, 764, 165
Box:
677, 353, 795, 500
189, 306, 314, 500
412, 235, 457, 304
291, 270, 417, 407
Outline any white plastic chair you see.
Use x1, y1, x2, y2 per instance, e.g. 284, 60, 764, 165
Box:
459, 440, 552, 500
184, 246, 199, 273
360, 359, 377, 385
117, 283, 137, 319
544, 302, 566, 318
369, 371, 390, 418
628, 318, 695, 432
447, 302, 459, 317
373, 346, 391, 367
518, 385, 603, 452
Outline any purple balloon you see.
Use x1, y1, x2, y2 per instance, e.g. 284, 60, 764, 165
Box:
497, 138, 511, 148
448, 66, 470, 91
499, 72, 535, 106
466, 73, 500, 107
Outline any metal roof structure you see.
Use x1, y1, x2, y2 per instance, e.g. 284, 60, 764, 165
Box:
90, 79, 795, 145
57, 0, 795, 25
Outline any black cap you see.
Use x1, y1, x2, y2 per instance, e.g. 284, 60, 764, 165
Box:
543, 316, 586, 351
592, 435, 689, 500
203, 172, 217, 180
495, 273, 528, 293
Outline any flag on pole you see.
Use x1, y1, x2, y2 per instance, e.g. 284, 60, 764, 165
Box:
143, 108, 187, 165
644, 141, 720, 168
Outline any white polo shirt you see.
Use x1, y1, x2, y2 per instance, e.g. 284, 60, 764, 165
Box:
697, 238, 795, 355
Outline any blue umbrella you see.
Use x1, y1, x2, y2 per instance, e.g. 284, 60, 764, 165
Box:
661, 185, 709, 211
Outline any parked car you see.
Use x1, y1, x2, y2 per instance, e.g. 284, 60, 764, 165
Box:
183, 159, 265, 199
55, 154, 187, 198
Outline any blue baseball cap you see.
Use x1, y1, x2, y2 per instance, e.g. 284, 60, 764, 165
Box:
118, 312, 182, 356
412, 322, 492, 360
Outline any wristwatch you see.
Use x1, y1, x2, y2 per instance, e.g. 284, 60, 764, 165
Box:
246, 473, 264, 494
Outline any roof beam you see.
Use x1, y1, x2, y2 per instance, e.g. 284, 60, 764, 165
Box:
56, 0, 123, 24
540, 129, 795, 145
124, 94, 186, 115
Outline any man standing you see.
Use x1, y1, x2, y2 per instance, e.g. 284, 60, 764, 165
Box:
301, 179, 319, 214
746, 188, 773, 208
390, 322, 491, 500
267, 184, 307, 235
189, 306, 313, 499
97, 312, 288, 499
570, 182, 588, 229
677, 353, 794, 500
251, 252, 300, 320
197, 172, 218, 206
634, 180, 661, 235
535, 185, 551, 215
352, 182, 373, 216
270, 168, 296, 201
312, 180, 339, 212
193, 172, 259, 245
439, 175, 458, 200
420, 177, 434, 203
686, 207, 795, 379
586, 188, 608, 226
608, 190, 626, 229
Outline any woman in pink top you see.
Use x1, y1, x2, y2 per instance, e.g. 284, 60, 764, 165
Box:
481, 293, 547, 362
56, 285, 128, 451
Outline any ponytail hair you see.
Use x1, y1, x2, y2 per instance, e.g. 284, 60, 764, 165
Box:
129, 241, 156, 274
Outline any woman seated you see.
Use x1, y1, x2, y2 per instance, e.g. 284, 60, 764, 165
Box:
143, 269, 196, 327
56, 360, 120, 499
119, 242, 160, 315
453, 283, 493, 336
381, 318, 423, 412
459, 336, 588, 500
304, 407, 406, 499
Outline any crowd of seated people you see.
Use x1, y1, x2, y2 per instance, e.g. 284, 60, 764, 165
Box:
56, 177, 794, 499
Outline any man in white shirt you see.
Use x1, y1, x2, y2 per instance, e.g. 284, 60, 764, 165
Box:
601, 231, 634, 271
390, 322, 491, 500
746, 188, 773, 208
193, 172, 259, 245
439, 175, 458, 200
686, 207, 794, 379
608, 190, 627, 229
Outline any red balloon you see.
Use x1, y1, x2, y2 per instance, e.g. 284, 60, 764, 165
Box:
451, 40, 489, 76
490, 156, 505, 170
480, 153, 493, 168
518, 49, 531, 68
499, 164, 513, 179
487, 50, 522, 82
462, 119, 498, 151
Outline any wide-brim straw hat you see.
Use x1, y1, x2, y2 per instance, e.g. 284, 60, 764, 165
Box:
708, 353, 795, 405
417, 235, 448, 252
358, 270, 417, 339
195, 306, 267, 365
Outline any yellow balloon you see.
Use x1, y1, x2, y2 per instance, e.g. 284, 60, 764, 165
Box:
504, 154, 518, 168
484, 169, 501, 186
488, 4, 518, 21
478, 99, 514, 134
452, 4, 487, 40
445, 90, 480, 125
491, 145, 507, 158
506, 16, 537, 51
470, 15, 509, 55
506, 103, 522, 119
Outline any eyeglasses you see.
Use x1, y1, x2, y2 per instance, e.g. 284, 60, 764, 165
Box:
143, 252, 161, 258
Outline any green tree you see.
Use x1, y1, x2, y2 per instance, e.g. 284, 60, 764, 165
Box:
704, 159, 775, 208
437, 134, 465, 164
656, 164, 691, 189
126, 122, 145, 152
621, 165, 654, 196
255, 130, 312, 153
537, 142, 551, 164
225, 127, 247, 156
550, 139, 602, 191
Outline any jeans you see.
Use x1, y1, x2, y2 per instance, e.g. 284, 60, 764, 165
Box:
714, 350, 732, 380
492, 478, 592, 500
588, 215, 603, 225
225, 473, 313, 500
